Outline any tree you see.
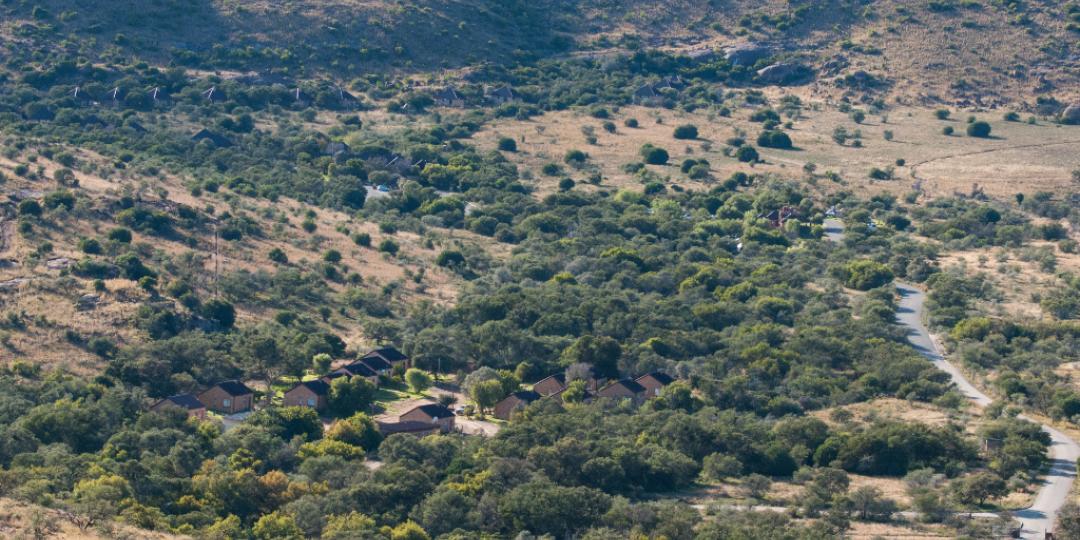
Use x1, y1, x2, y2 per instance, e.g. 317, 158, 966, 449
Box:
253, 511, 303, 540
328, 376, 377, 417
470, 379, 505, 415
312, 353, 332, 374
322, 512, 378, 539
405, 368, 433, 394
951, 472, 1006, 505
390, 521, 430, 540
967, 121, 992, 138
200, 298, 236, 330
560, 335, 621, 379
744, 474, 772, 501
326, 412, 382, 451
850, 486, 896, 521
1057, 502, 1080, 539
562, 379, 588, 403
702, 453, 742, 481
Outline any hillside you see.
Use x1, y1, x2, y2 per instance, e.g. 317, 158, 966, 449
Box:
2, 0, 1077, 105
0, 1, 1080, 540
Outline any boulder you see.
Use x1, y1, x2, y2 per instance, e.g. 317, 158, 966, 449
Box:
724, 43, 772, 66
756, 63, 811, 85
1063, 103, 1080, 125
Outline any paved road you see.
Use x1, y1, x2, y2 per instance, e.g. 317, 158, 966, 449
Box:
897, 284, 1080, 539
823, 218, 845, 243
827, 219, 1080, 537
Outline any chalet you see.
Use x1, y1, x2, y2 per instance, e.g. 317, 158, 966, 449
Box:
485, 85, 515, 104
363, 347, 410, 371
326, 361, 380, 385
635, 372, 674, 398
400, 403, 455, 433
494, 390, 541, 420
198, 381, 254, 415
533, 373, 567, 396
323, 141, 350, 157
283, 380, 330, 410
596, 378, 647, 404
633, 83, 659, 102
191, 129, 233, 148
150, 394, 207, 419
377, 420, 442, 437
760, 206, 799, 228
433, 86, 465, 107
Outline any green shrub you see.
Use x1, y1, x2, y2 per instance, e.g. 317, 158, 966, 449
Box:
640, 145, 669, 165
541, 163, 561, 176
378, 239, 399, 255
967, 121, 992, 138
624, 118, 639, 128
943, 126, 954, 135
564, 149, 588, 165
935, 109, 951, 120
756, 131, 792, 149
352, 232, 372, 247
497, 137, 517, 152
108, 227, 132, 243
673, 124, 699, 140
735, 145, 759, 163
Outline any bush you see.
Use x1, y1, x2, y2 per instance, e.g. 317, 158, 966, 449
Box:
268, 248, 288, 263
837, 259, 894, 290
378, 239, 399, 255
558, 178, 575, 191
497, 137, 517, 152
967, 121, 992, 138
935, 109, 951, 120
943, 126, 954, 136
735, 145, 759, 163
756, 130, 792, 149
602, 121, 616, 133
78, 238, 102, 254
541, 163, 561, 176
673, 124, 699, 140
17, 200, 41, 217
352, 232, 372, 247
1004, 112, 1020, 122
624, 118, 639, 128
108, 228, 133, 243
640, 145, 669, 165
851, 110, 866, 124
564, 149, 588, 165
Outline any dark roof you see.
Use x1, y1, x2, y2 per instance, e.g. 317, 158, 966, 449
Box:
536, 373, 566, 386
505, 390, 542, 403
340, 361, 379, 377
365, 346, 408, 362
377, 420, 441, 435
406, 403, 455, 419
292, 379, 330, 396
603, 378, 646, 394
155, 394, 204, 410
434, 86, 461, 101
191, 129, 233, 147
637, 372, 674, 385
213, 380, 253, 396
357, 356, 391, 372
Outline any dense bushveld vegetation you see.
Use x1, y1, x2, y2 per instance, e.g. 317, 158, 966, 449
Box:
1, 1, 1079, 536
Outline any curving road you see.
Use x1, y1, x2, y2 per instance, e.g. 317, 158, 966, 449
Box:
896, 283, 1080, 539
826, 218, 1078, 537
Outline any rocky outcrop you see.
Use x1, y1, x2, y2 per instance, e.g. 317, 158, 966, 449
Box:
723, 43, 772, 66
756, 63, 811, 85
1063, 103, 1080, 125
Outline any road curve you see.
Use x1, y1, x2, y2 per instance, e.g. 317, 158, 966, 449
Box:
897, 285, 1080, 539
825, 219, 1079, 537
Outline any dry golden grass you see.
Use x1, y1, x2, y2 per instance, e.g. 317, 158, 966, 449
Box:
0, 142, 503, 369
0, 497, 186, 539
473, 102, 1080, 201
